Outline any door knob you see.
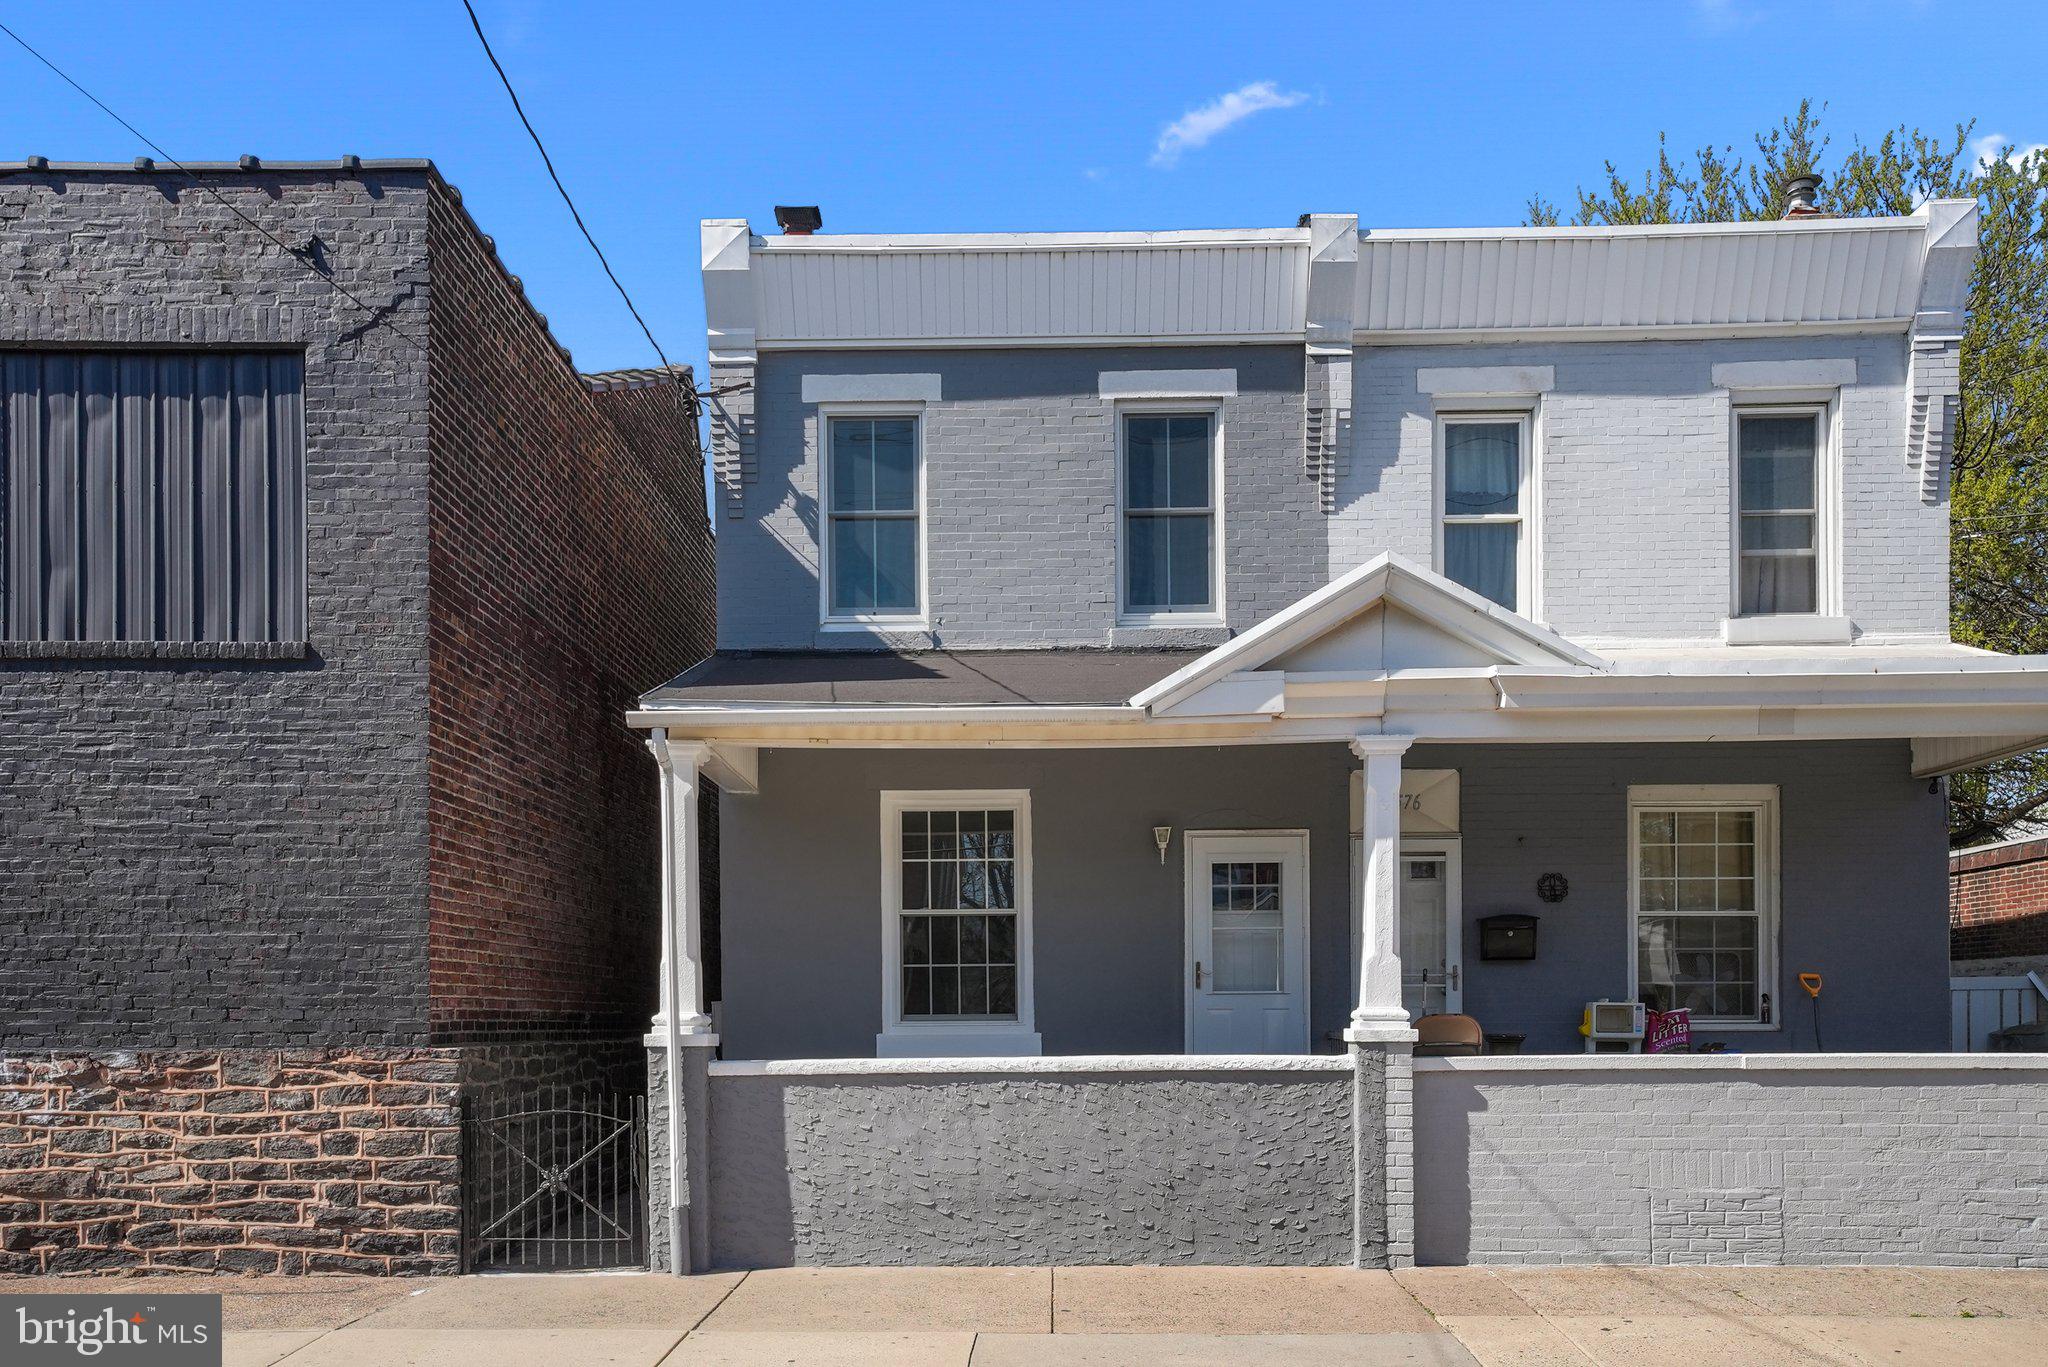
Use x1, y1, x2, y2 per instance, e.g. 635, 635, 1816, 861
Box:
1194, 961, 1204, 988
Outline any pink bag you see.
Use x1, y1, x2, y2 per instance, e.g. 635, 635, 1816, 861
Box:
1645, 1008, 1692, 1054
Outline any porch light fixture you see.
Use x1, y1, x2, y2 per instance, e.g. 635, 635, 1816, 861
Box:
1153, 826, 1173, 865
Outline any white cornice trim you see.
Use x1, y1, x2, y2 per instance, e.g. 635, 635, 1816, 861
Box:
757, 332, 1304, 351
1360, 320, 1913, 346
753, 228, 1310, 253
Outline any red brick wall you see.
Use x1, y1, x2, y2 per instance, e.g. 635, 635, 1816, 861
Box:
1950, 838, 2048, 961
424, 180, 715, 1043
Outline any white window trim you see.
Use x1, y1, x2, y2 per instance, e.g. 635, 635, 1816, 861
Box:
1115, 399, 1227, 627
1432, 409, 1540, 620
877, 789, 1040, 1057
817, 402, 929, 630
1626, 783, 1781, 1032
1728, 400, 1841, 624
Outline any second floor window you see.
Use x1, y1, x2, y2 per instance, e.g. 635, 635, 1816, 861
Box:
1736, 410, 1821, 616
1440, 416, 1528, 613
3, 350, 306, 645
826, 414, 919, 619
1122, 411, 1217, 618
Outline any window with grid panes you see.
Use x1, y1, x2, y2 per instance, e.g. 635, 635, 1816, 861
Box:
897, 807, 1018, 1020
1632, 801, 1771, 1023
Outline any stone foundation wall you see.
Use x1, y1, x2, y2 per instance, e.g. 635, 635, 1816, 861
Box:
456, 1038, 645, 1104
0, 1049, 461, 1275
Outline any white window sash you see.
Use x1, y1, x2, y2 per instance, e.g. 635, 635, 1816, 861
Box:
818, 405, 926, 628
1116, 401, 1225, 625
1625, 785, 1781, 1030
878, 790, 1038, 1052
1434, 411, 1535, 616
1731, 404, 1834, 619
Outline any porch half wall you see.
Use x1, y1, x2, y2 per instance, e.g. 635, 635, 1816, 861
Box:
1415, 1056, 2048, 1267
697, 1060, 1357, 1269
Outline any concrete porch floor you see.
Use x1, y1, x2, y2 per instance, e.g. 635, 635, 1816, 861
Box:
7, 1265, 2046, 1365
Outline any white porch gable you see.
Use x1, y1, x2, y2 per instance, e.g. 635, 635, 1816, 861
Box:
1134, 552, 1605, 720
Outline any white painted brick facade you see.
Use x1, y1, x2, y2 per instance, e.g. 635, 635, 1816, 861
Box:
1343, 334, 1944, 644
1414, 1065, 2048, 1267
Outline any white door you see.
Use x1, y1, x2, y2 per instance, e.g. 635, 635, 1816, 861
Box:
1186, 832, 1310, 1053
1400, 844, 1463, 1020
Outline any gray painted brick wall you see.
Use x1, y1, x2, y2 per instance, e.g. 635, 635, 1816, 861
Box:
0, 172, 433, 1046
718, 332, 1941, 651
1417, 739, 1950, 1054
1414, 1063, 2048, 1266
1344, 334, 1941, 643
718, 345, 1321, 649
716, 739, 1945, 1061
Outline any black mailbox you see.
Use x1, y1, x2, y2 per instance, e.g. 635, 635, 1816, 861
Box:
1478, 913, 1538, 961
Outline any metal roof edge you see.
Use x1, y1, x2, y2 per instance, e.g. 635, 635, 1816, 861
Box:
1, 157, 439, 175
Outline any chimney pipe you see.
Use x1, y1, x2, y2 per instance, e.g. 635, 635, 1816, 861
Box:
1781, 174, 1822, 218
774, 205, 823, 235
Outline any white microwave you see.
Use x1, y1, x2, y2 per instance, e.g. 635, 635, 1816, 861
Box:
1586, 1000, 1646, 1041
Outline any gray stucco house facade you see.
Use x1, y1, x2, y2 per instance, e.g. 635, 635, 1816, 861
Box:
633, 198, 2048, 1273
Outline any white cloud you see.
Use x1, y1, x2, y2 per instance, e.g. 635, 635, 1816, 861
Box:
1083, 167, 1109, 182
1151, 81, 1309, 169
1691, 0, 1760, 30
1971, 132, 2048, 171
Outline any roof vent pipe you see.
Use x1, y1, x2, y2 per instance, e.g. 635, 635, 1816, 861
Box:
1781, 174, 1822, 218
774, 205, 822, 235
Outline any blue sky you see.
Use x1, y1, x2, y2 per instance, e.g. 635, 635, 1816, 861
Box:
4, 0, 2042, 378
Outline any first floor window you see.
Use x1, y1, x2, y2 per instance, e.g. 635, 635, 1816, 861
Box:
1736, 409, 1822, 616
1122, 411, 1216, 616
826, 414, 919, 618
1629, 786, 1777, 1025
1440, 415, 1527, 613
897, 805, 1020, 1020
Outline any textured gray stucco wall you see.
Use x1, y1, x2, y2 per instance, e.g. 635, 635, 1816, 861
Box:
718, 739, 1947, 1059
1414, 1063, 2048, 1266
1344, 333, 1938, 643
717, 345, 1319, 650
0, 171, 435, 1046
705, 1069, 1354, 1268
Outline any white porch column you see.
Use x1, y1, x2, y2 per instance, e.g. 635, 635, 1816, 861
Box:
1346, 734, 1416, 1042
645, 729, 717, 1276
648, 731, 715, 1036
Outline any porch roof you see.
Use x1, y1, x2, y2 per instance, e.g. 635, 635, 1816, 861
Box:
644, 648, 1203, 708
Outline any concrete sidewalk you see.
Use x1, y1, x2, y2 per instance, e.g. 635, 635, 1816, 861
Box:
8, 1265, 2044, 1365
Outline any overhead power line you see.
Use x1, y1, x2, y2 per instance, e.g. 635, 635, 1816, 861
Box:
460, 0, 691, 403
0, 18, 431, 353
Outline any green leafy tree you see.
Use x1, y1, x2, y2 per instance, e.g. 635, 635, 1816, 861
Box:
1529, 103, 2048, 845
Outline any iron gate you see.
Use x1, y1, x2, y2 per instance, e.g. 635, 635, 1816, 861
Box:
461, 1089, 647, 1271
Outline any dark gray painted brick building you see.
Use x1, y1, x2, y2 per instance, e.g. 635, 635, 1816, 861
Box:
0, 159, 712, 1274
